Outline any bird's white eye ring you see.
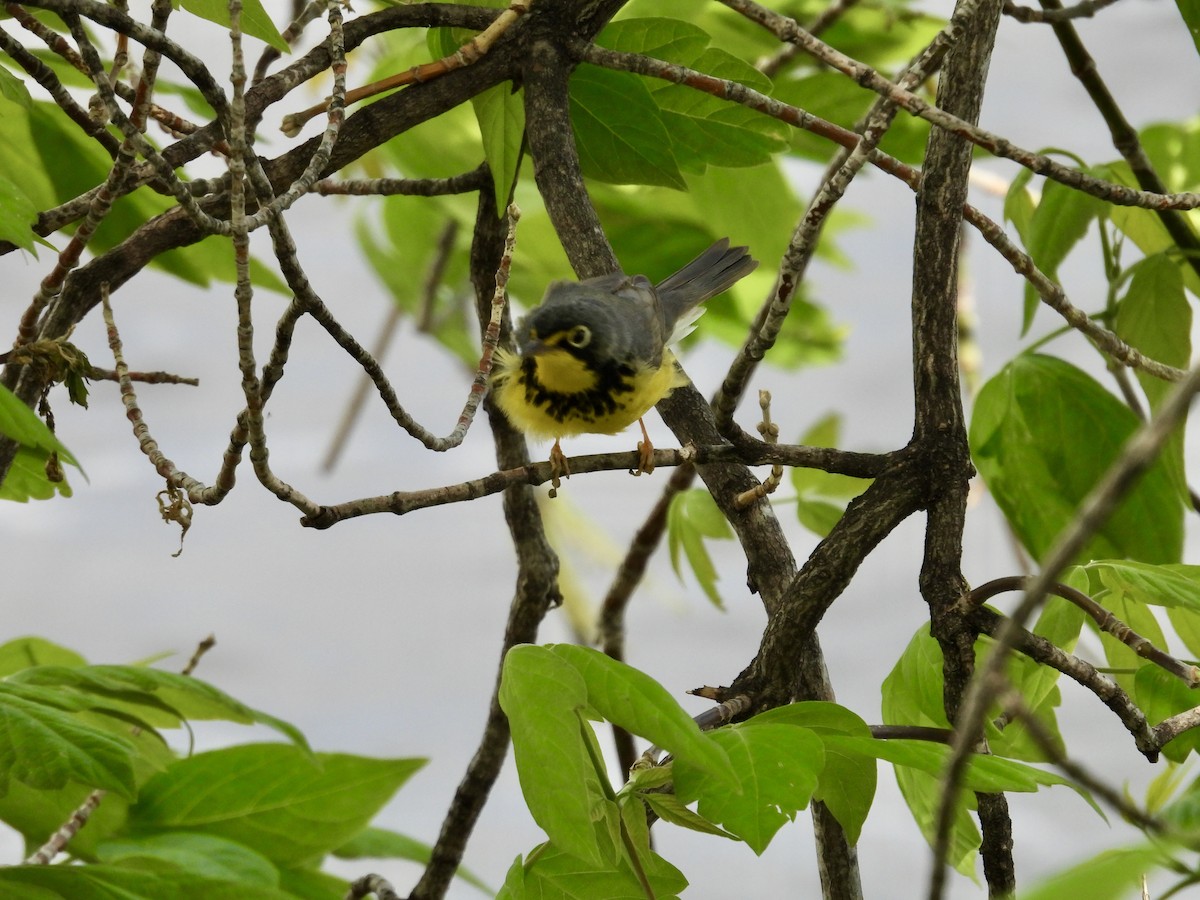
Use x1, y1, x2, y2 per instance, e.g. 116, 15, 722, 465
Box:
566, 325, 591, 348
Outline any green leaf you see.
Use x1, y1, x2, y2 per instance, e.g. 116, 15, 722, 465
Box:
129, 744, 425, 866
1019, 177, 1105, 333
970, 354, 1183, 564
1092, 584, 1169, 700
985, 595, 1084, 762
1139, 119, 1200, 194
546, 645, 737, 785
0, 637, 87, 677
0, 382, 79, 468
175, 0, 288, 52
748, 702, 877, 844
881, 625, 951, 731
0, 446, 74, 502
791, 414, 872, 498
880, 628, 976, 877
356, 196, 478, 367
1101, 160, 1200, 299
834, 737, 1084, 799
1163, 769, 1200, 828
0, 684, 137, 799
1003, 167, 1037, 242
570, 65, 685, 189
498, 646, 619, 867
503, 839, 688, 900
0, 864, 297, 899
10, 666, 308, 750
596, 19, 787, 174
772, 71, 931, 166
1087, 560, 1200, 663
816, 6, 948, 70
640, 790, 738, 839
598, 17, 711, 61
96, 832, 280, 887
651, 47, 787, 172
1134, 665, 1200, 762
1175, 0, 1200, 56
674, 722, 822, 854
500, 645, 737, 869
0, 777, 131, 860
1144, 759, 1191, 815
277, 866, 351, 899
0, 66, 33, 111
1016, 844, 1169, 900
795, 498, 848, 538
849, 730, 1096, 879
334, 826, 492, 894
472, 82, 524, 212
0, 173, 43, 255
1083, 560, 1200, 612
790, 414, 872, 537
161, 233, 291, 296
1114, 253, 1191, 500
666, 488, 733, 608
7, 101, 283, 293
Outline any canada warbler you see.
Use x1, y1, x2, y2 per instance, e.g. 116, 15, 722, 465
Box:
490, 238, 758, 477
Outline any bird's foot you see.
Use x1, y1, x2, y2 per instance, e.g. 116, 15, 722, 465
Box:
632, 418, 655, 476
549, 439, 570, 498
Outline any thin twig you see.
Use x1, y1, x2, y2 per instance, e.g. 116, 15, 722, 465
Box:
101, 285, 212, 515
86, 366, 199, 386
23, 790, 104, 864
281, 0, 531, 136
252, 0, 329, 87
1038, 0, 1200, 285
298, 440, 899, 529
0, 21, 121, 156
346, 875, 403, 900
1153, 707, 1200, 750
181, 634, 217, 676
993, 675, 1164, 830
757, 0, 862, 76
734, 391, 784, 508
1003, 0, 1120, 23
970, 576, 1200, 686
719, 0, 1200, 211
310, 169, 489, 197
321, 219, 460, 472
971, 605, 1158, 756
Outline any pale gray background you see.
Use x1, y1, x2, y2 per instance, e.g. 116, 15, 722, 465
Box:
1, 1, 1197, 896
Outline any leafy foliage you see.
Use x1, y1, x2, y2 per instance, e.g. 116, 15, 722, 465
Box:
0, 639, 440, 898
0, 382, 80, 502
970, 354, 1183, 564
2, 0, 1200, 898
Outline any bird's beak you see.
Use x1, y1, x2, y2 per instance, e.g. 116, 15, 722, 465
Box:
519, 338, 550, 357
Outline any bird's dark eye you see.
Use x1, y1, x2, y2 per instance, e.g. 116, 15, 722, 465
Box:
566, 325, 591, 349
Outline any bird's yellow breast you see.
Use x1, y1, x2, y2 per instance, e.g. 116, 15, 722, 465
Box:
491, 347, 685, 440
529, 347, 598, 394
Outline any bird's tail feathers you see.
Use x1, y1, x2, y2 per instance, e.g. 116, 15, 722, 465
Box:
655, 238, 758, 323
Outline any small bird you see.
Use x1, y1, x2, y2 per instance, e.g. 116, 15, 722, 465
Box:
490, 238, 758, 479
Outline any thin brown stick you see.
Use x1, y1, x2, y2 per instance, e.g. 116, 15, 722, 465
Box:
969, 576, 1200, 687
321, 219, 460, 472
280, 0, 531, 136
1003, 0, 1120, 23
